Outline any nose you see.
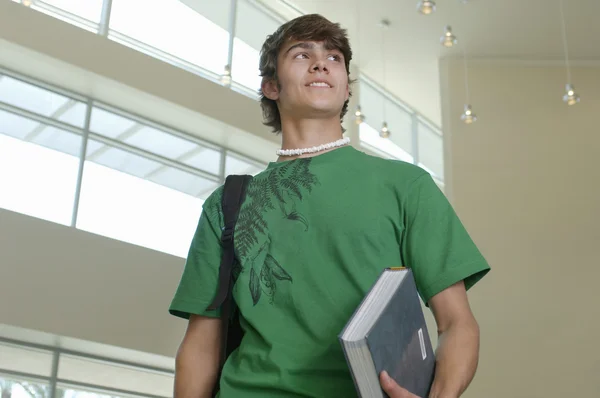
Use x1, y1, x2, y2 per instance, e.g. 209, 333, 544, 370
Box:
311, 58, 329, 73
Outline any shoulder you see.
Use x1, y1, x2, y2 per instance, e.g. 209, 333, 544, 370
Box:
352, 148, 433, 189
200, 168, 272, 221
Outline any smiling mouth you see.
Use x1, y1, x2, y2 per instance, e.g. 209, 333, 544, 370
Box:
307, 82, 332, 88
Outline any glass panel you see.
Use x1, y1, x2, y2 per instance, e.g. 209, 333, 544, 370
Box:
386, 103, 413, 156
37, 0, 104, 23
225, 152, 265, 176
0, 342, 54, 377
108, 0, 230, 76
76, 141, 214, 257
359, 123, 413, 163
89, 107, 137, 139
0, 109, 40, 140
0, 75, 87, 128
0, 376, 51, 398
232, 0, 282, 90
180, 147, 222, 176
417, 121, 444, 180
58, 355, 173, 397
0, 119, 81, 226
122, 126, 198, 160
358, 80, 385, 132
89, 106, 222, 176
57, 384, 127, 398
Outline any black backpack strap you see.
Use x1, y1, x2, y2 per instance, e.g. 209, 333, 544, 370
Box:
206, 174, 252, 397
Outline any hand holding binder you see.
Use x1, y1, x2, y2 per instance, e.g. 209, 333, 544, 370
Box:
380, 371, 421, 398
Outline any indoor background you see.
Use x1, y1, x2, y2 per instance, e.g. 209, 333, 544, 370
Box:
0, 0, 598, 397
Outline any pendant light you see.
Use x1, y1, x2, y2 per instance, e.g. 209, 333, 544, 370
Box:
461, 104, 477, 124
380, 122, 391, 138
21, 0, 32, 5
417, 1, 436, 15
355, 106, 365, 124
379, 19, 391, 138
441, 26, 457, 47
220, 64, 232, 86
563, 84, 580, 105
558, 0, 580, 105
461, 40, 477, 124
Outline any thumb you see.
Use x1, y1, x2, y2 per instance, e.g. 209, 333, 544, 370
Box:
380, 371, 415, 398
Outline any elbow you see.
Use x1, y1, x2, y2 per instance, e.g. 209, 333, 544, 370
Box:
437, 313, 480, 338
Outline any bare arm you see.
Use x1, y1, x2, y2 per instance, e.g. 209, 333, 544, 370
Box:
174, 314, 222, 398
427, 281, 480, 398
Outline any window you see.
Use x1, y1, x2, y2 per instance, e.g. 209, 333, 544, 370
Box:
0, 376, 51, 398
0, 69, 267, 258
108, 0, 230, 78
0, 337, 173, 398
232, 0, 283, 90
0, 342, 54, 377
0, 75, 88, 128
225, 152, 266, 176
58, 355, 173, 397
35, 0, 104, 23
28, 0, 104, 33
75, 105, 221, 258
0, 75, 84, 226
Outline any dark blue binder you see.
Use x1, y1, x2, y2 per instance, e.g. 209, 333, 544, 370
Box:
338, 267, 436, 398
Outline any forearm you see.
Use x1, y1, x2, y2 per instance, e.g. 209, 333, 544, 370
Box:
174, 342, 220, 398
428, 318, 480, 398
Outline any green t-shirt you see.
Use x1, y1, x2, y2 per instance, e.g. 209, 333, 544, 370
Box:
169, 146, 490, 397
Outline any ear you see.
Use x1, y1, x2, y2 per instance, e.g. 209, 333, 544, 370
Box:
262, 78, 280, 101
345, 82, 350, 102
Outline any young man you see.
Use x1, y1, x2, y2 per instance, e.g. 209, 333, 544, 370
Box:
169, 14, 490, 398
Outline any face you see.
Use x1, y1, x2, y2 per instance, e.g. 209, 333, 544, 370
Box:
262, 40, 350, 120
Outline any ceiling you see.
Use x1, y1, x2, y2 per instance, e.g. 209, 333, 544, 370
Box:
257, 0, 600, 126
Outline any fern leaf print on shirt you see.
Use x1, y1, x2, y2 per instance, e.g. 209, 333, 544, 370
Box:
235, 158, 319, 306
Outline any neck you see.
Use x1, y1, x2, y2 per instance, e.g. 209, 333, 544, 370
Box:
278, 116, 344, 162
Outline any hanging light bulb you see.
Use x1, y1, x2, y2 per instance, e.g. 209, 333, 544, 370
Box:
380, 122, 391, 138
461, 104, 477, 124
440, 26, 457, 47
220, 64, 232, 86
417, 0, 436, 15
563, 83, 580, 105
354, 105, 365, 124
22, 0, 32, 6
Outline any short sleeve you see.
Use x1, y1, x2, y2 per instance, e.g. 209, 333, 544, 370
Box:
400, 173, 490, 305
169, 198, 223, 319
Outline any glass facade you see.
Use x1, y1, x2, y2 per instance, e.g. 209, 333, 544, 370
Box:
0, 338, 173, 398
0, 68, 266, 258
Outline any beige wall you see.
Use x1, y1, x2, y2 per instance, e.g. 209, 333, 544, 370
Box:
440, 58, 600, 397
0, 208, 188, 361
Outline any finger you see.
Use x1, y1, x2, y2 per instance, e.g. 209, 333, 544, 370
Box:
379, 371, 419, 398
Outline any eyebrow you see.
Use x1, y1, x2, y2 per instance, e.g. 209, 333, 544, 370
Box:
284, 42, 315, 55
284, 41, 342, 56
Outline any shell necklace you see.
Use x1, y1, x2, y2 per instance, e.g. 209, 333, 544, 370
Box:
276, 137, 350, 157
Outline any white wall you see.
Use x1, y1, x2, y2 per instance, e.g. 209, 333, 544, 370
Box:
0, 208, 188, 360
440, 58, 600, 397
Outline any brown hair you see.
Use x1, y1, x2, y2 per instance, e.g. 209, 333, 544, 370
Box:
258, 14, 354, 134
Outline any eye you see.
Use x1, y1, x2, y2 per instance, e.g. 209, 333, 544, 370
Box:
328, 54, 342, 62
294, 53, 309, 59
